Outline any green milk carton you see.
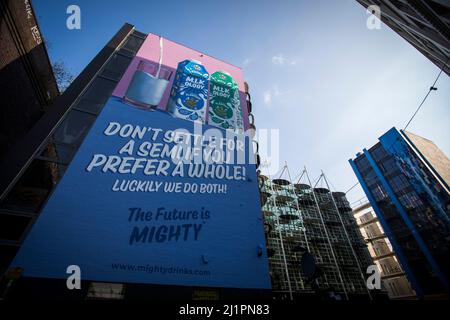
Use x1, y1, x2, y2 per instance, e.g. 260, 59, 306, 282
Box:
207, 71, 237, 130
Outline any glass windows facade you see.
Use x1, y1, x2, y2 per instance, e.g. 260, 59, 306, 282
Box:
351, 129, 450, 298
73, 77, 117, 114
260, 174, 372, 299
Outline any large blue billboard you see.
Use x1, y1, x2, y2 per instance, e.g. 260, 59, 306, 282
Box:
10, 97, 270, 289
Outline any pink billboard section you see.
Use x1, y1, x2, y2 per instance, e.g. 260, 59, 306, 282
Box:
112, 33, 249, 130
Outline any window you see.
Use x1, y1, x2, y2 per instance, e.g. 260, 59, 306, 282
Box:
355, 156, 370, 173
389, 281, 399, 296
53, 110, 96, 146
132, 30, 147, 39
370, 145, 388, 162
379, 158, 397, 174
373, 246, 381, 256
372, 184, 387, 202
398, 192, 423, 210
51, 143, 78, 165
364, 170, 378, 187
86, 282, 125, 300
39, 142, 71, 165
388, 174, 409, 193
100, 54, 132, 80
73, 77, 117, 114
121, 34, 145, 53
0, 159, 61, 212
117, 35, 145, 58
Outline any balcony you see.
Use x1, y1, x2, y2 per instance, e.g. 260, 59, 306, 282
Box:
373, 251, 395, 261
365, 233, 386, 242
358, 215, 378, 227
381, 270, 405, 279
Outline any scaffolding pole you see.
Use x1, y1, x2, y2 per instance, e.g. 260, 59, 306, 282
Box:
305, 167, 349, 300
286, 163, 310, 252
321, 171, 373, 300
266, 166, 294, 301
283, 162, 309, 290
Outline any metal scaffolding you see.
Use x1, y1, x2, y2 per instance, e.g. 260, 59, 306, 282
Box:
258, 163, 373, 300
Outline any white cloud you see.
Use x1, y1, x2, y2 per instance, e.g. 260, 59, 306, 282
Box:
242, 58, 251, 67
272, 54, 287, 65
263, 91, 272, 105
272, 54, 296, 66
263, 85, 297, 107
273, 86, 281, 96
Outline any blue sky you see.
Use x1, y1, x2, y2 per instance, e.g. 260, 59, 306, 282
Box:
34, 0, 450, 204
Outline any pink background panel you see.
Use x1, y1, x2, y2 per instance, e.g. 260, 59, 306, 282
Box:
112, 33, 249, 130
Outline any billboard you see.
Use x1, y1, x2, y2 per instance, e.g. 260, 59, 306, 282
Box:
10, 33, 270, 289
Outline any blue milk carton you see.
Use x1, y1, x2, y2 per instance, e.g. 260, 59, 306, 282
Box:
167, 60, 209, 123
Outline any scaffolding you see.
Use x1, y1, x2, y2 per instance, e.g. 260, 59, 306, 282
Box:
258, 163, 373, 300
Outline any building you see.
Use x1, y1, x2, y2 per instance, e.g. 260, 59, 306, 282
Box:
356, 0, 450, 76
0, 0, 59, 157
0, 0, 59, 287
1, 22, 264, 300
0, 24, 143, 281
349, 127, 450, 299
353, 198, 416, 299
258, 165, 377, 300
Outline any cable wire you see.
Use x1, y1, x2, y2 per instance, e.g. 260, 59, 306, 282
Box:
404, 57, 448, 130
345, 57, 448, 194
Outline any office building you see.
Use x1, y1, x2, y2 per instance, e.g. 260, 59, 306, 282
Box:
0, 0, 59, 284
259, 165, 377, 300
353, 199, 416, 299
0, 21, 264, 300
356, 0, 450, 76
0, 0, 59, 156
349, 127, 450, 299
0, 23, 145, 288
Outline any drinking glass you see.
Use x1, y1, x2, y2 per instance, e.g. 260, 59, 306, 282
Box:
124, 60, 172, 110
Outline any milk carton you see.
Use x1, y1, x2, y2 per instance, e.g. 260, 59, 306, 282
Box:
167, 60, 209, 123
208, 71, 237, 130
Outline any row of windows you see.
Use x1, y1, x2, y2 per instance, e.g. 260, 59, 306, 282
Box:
371, 184, 388, 202
388, 174, 410, 194
379, 157, 398, 175
355, 155, 370, 173
370, 144, 389, 163
354, 140, 450, 295
43, 32, 145, 166
0, 31, 145, 218
398, 191, 424, 210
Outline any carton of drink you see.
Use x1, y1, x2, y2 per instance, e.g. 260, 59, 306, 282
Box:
208, 71, 238, 130
167, 60, 209, 123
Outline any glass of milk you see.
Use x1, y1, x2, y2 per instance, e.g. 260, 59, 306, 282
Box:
124, 60, 172, 110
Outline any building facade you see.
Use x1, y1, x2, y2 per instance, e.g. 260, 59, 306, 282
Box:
353, 199, 416, 299
349, 127, 450, 299
356, 0, 450, 76
258, 167, 376, 300
0, 22, 265, 300
0, 0, 59, 157
0, 24, 145, 296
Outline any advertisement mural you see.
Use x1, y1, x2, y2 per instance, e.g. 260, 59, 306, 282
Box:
10, 34, 270, 289
114, 33, 250, 131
